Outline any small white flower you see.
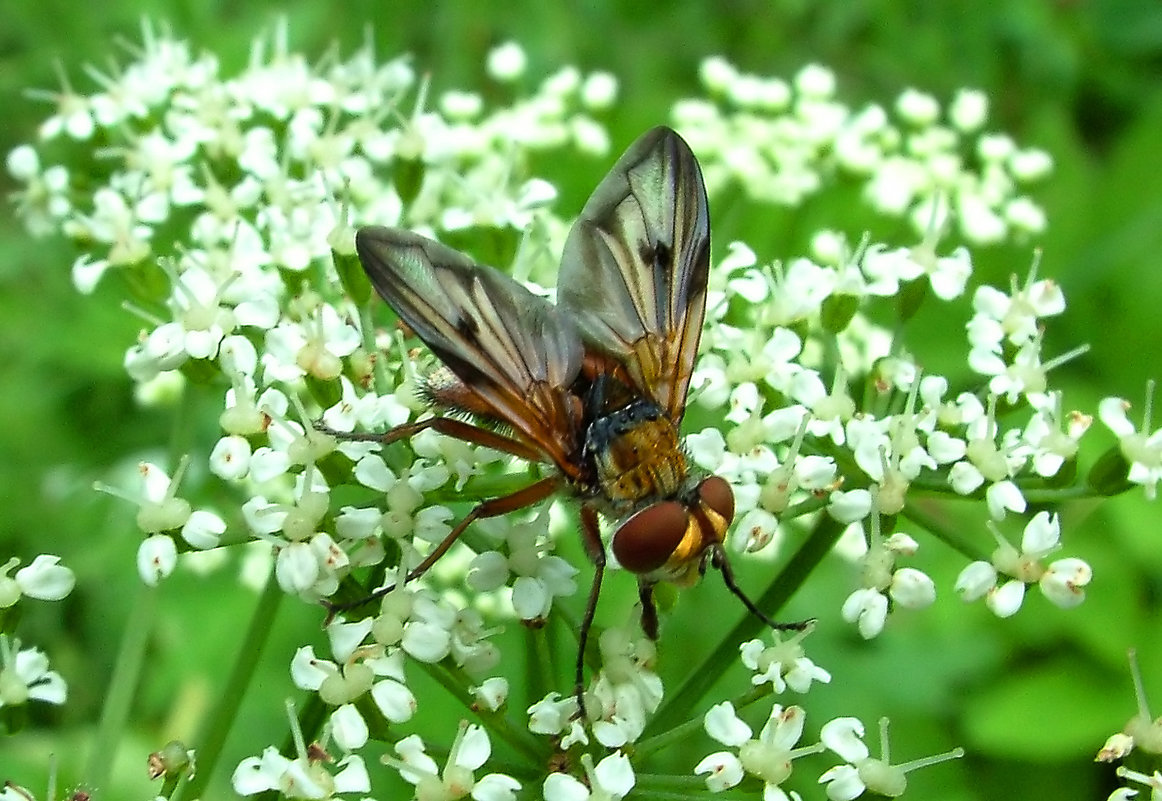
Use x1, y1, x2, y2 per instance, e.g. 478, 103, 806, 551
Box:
954, 560, 996, 602
828, 488, 873, 524
1005, 195, 1047, 234
581, 72, 618, 109
1099, 387, 1162, 499
402, 618, 452, 663
233, 747, 370, 798
138, 534, 178, 586
955, 512, 1090, 617
1039, 557, 1092, 608
700, 56, 738, 93
440, 90, 483, 119
841, 588, 889, 639
210, 435, 253, 480
821, 717, 869, 762
181, 509, 226, 549
276, 541, 320, 594
472, 677, 509, 712
123, 461, 192, 536
949, 88, 988, 131
0, 638, 68, 708
980, 478, 1027, 520
820, 717, 961, 800
466, 511, 577, 623
693, 749, 745, 792
1, 555, 75, 603
584, 624, 663, 747
543, 752, 634, 801
487, 42, 527, 82
699, 702, 819, 799
527, 691, 584, 745
739, 627, 830, 692
1009, 147, 1054, 182
889, 567, 936, 609
386, 722, 521, 801
1096, 732, 1135, 762
704, 701, 753, 746
987, 578, 1027, 618
795, 63, 836, 97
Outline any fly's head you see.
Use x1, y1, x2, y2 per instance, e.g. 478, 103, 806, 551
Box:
610, 474, 735, 586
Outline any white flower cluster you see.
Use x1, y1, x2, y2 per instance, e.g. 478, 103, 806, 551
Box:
680, 58, 1052, 245
692, 628, 845, 797
682, 222, 1105, 635
8, 22, 1156, 799
0, 556, 74, 719
8, 24, 623, 796
695, 697, 963, 799
1097, 651, 1162, 801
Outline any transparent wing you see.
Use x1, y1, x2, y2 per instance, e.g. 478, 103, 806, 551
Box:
556, 126, 711, 423
355, 226, 585, 474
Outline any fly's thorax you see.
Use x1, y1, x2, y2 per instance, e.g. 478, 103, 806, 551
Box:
583, 398, 687, 505
610, 473, 736, 586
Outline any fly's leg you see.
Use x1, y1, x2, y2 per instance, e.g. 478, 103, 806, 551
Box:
324, 475, 561, 619
318, 416, 547, 462
574, 503, 605, 718
638, 580, 660, 640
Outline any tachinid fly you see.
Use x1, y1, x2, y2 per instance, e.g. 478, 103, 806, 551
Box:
335, 126, 808, 709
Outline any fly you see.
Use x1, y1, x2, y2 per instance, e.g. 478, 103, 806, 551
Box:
329, 126, 808, 711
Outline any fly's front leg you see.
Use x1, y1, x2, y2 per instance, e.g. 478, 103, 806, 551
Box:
318, 415, 559, 617
323, 476, 561, 620
638, 579, 660, 640
574, 502, 605, 718
710, 544, 814, 633
318, 416, 547, 462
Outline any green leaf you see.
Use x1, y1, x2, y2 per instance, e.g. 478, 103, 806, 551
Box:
962, 658, 1125, 759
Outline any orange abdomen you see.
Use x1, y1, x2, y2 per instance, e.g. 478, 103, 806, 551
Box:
592, 415, 687, 503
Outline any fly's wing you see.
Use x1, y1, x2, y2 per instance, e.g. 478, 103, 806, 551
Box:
556, 126, 710, 423
355, 226, 585, 475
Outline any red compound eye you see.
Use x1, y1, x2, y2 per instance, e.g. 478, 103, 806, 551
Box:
698, 476, 735, 524
611, 501, 689, 574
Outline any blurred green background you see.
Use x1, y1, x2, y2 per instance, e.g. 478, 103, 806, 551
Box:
2, 1, 1162, 798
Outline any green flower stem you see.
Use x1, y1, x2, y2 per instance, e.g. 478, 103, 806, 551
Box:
86, 581, 158, 788
526, 623, 557, 707
782, 495, 829, 522
635, 684, 772, 759
634, 702, 707, 760
646, 513, 843, 735
358, 302, 392, 396
900, 500, 989, 561
906, 473, 1099, 502
180, 568, 284, 800
420, 660, 545, 766
633, 771, 727, 798
158, 774, 181, 799
289, 692, 329, 755
1019, 484, 1098, 503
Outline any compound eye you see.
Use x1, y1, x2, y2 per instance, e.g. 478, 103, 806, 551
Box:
612, 501, 689, 574
698, 476, 735, 524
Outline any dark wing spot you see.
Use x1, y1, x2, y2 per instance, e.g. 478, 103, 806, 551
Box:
640, 240, 674, 275
455, 313, 480, 345
687, 236, 711, 297
638, 241, 656, 268
434, 346, 488, 388
653, 240, 673, 272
